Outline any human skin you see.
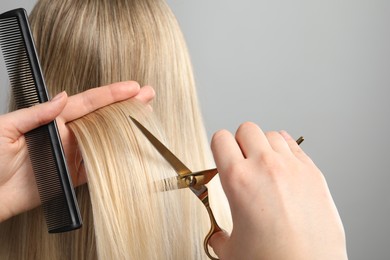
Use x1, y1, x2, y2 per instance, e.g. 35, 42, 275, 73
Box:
209, 122, 348, 260
0, 81, 154, 223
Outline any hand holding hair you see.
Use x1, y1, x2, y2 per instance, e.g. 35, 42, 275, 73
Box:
209, 122, 348, 260
0, 81, 154, 223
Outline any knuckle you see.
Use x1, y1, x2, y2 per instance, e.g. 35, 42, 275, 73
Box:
211, 129, 230, 144
224, 161, 249, 185
237, 121, 256, 132
236, 121, 258, 138
34, 105, 54, 126
265, 131, 281, 140
258, 152, 284, 177
259, 152, 277, 167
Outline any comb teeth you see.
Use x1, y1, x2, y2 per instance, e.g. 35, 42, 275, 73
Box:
0, 17, 40, 108
0, 9, 82, 233
25, 127, 75, 231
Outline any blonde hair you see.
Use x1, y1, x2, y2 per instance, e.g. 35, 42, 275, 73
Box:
0, 0, 231, 259
69, 101, 210, 259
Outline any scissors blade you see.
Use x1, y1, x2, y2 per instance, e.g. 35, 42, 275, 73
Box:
130, 116, 191, 176
130, 117, 209, 197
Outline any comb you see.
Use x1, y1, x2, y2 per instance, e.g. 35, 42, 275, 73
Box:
0, 8, 82, 233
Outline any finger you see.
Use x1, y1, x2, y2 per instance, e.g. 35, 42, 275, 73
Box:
67, 142, 88, 187
265, 131, 291, 154
208, 230, 230, 258
72, 160, 88, 187
60, 81, 141, 122
2, 92, 67, 140
211, 129, 244, 172
279, 130, 308, 160
235, 122, 272, 158
134, 85, 155, 104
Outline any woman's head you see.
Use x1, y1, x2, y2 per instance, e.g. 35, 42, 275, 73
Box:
1, 0, 231, 259
30, 0, 202, 141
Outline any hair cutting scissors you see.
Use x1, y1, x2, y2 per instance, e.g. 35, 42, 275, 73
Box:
130, 116, 222, 259
130, 116, 304, 259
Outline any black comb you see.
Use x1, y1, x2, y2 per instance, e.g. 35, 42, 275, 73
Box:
0, 8, 82, 233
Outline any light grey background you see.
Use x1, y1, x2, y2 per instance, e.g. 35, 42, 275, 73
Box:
0, 1, 36, 109
1, 1, 390, 259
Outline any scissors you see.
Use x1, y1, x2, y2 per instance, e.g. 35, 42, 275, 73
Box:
130, 116, 304, 259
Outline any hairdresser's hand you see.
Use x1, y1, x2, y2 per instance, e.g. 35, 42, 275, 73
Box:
0, 81, 154, 223
209, 122, 347, 260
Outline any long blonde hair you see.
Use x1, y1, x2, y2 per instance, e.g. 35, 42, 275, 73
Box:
0, 0, 231, 259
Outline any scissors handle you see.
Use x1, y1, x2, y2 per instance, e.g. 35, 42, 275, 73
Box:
202, 195, 222, 260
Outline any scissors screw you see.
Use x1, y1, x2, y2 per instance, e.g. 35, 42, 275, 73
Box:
185, 176, 197, 187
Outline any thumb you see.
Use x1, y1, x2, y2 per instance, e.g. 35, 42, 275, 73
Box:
208, 230, 230, 258
3, 91, 68, 139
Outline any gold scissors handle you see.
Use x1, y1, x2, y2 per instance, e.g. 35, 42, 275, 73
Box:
203, 194, 222, 260
159, 168, 221, 258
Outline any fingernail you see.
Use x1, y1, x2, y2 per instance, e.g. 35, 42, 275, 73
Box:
51, 91, 66, 102
126, 81, 140, 89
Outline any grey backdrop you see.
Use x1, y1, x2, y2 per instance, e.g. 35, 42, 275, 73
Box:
1, 1, 389, 259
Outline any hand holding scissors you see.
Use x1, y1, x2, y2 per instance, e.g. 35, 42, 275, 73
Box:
131, 117, 335, 260
208, 123, 347, 260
